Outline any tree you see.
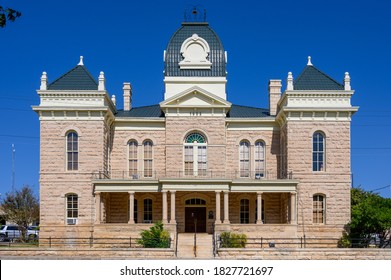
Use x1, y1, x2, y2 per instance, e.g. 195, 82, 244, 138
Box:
348, 187, 391, 247
1, 186, 39, 242
0, 5, 21, 27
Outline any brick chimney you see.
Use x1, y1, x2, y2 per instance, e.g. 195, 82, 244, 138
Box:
268, 79, 282, 116
123, 82, 132, 111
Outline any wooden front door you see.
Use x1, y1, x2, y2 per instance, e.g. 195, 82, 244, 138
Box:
185, 207, 206, 233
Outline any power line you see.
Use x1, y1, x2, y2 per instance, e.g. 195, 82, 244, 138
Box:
369, 184, 391, 193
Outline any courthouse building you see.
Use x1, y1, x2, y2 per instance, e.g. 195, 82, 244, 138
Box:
33, 14, 358, 245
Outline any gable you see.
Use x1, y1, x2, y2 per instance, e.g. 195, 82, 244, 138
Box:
160, 86, 231, 108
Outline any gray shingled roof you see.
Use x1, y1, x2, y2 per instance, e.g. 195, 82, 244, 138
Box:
165, 22, 226, 77
228, 105, 270, 118
294, 65, 344, 90
116, 104, 269, 118
116, 105, 165, 118
48, 65, 98, 90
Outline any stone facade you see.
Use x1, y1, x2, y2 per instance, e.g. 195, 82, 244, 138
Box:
33, 18, 358, 253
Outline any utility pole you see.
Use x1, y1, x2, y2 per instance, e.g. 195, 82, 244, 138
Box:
12, 144, 15, 192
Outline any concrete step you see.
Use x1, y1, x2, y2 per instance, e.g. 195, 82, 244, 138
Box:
177, 233, 214, 259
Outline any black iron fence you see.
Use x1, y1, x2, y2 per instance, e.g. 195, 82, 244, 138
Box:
216, 236, 391, 249
0, 237, 173, 249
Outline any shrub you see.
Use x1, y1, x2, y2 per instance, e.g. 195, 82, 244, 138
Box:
220, 232, 247, 248
137, 221, 171, 248
337, 231, 351, 248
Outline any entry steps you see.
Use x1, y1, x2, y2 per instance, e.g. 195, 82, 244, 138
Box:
176, 233, 214, 259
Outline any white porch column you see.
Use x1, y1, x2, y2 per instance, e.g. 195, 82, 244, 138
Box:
128, 191, 135, 224
290, 192, 297, 224
170, 191, 176, 224
215, 191, 221, 224
162, 190, 168, 223
257, 192, 263, 224
95, 192, 101, 224
223, 191, 230, 223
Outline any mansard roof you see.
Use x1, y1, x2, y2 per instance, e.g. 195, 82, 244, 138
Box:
294, 65, 344, 91
164, 22, 226, 77
115, 104, 269, 118
48, 65, 98, 90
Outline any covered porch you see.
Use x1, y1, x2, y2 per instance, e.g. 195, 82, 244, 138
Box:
92, 178, 299, 238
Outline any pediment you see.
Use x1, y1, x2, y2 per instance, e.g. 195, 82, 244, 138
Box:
160, 86, 231, 109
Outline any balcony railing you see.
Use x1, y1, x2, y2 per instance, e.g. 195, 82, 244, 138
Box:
93, 170, 293, 180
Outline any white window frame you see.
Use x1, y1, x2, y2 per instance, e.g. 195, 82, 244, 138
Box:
254, 140, 265, 178
128, 140, 138, 178
313, 194, 326, 224
313, 132, 325, 172
66, 193, 78, 225
184, 133, 207, 176
143, 140, 153, 178
239, 141, 250, 178
66, 131, 78, 171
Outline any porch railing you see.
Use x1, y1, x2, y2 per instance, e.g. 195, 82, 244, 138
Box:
93, 170, 293, 180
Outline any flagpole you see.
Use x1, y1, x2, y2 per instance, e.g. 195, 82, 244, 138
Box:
12, 144, 15, 192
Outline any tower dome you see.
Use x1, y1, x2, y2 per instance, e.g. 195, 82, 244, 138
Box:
164, 22, 226, 77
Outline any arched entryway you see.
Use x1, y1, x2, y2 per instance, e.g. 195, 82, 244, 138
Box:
184, 198, 207, 233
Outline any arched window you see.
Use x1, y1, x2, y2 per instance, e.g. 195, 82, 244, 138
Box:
184, 132, 207, 176
128, 140, 138, 177
66, 193, 78, 225
313, 195, 325, 224
240, 199, 249, 224
239, 141, 250, 177
255, 141, 265, 178
143, 198, 153, 223
313, 132, 325, 171
66, 131, 78, 171
185, 198, 206, 205
143, 140, 153, 178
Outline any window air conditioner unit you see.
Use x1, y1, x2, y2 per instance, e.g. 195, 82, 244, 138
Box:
67, 218, 77, 225
255, 173, 264, 179
132, 174, 140, 179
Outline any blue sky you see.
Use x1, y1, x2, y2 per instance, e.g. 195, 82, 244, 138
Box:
0, 0, 390, 198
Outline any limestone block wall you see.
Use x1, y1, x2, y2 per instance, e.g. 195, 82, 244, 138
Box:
285, 120, 352, 237
39, 119, 108, 237
165, 117, 226, 174
110, 129, 166, 177
226, 129, 280, 178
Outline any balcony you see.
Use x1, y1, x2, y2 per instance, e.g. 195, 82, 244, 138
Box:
93, 170, 293, 181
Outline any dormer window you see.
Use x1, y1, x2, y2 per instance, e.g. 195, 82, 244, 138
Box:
179, 34, 212, 69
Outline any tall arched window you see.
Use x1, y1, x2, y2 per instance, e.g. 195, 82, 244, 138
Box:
313, 195, 325, 224
239, 141, 250, 177
143, 198, 153, 223
66, 131, 78, 171
313, 132, 325, 171
143, 140, 153, 178
66, 193, 78, 225
240, 199, 249, 224
128, 140, 138, 177
255, 141, 265, 178
184, 132, 207, 176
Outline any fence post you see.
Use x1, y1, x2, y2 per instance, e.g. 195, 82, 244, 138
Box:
300, 237, 303, 248
130, 237, 132, 248
89, 236, 93, 248
261, 237, 263, 248
49, 236, 52, 248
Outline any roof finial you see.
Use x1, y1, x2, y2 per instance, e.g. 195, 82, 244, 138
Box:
78, 56, 84, 66
307, 56, 313, 66
287, 72, 294, 90
344, 72, 351, 91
